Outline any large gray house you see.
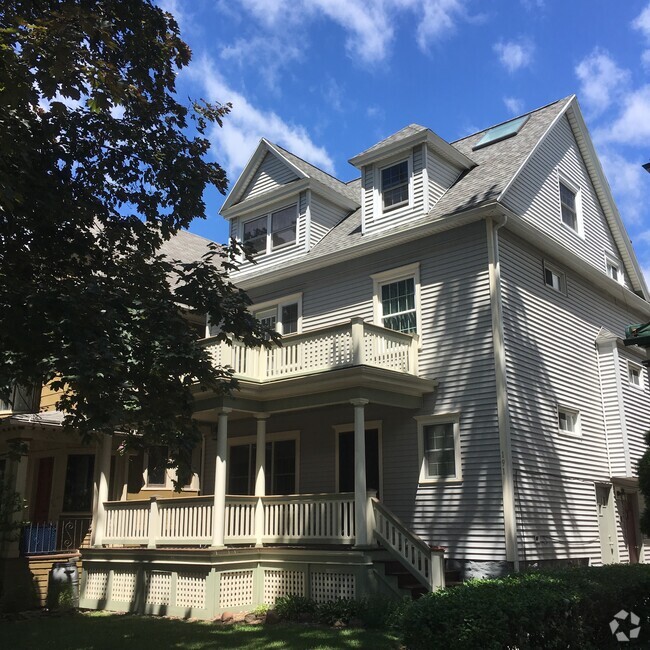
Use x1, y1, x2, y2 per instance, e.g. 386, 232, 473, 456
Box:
3, 95, 649, 617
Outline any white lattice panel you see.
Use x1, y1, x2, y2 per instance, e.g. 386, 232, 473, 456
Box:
176, 573, 207, 609
263, 569, 305, 604
145, 571, 172, 606
111, 571, 137, 602
84, 570, 109, 600
219, 570, 254, 608
310, 572, 355, 603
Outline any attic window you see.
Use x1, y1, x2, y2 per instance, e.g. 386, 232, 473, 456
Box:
381, 160, 409, 211
473, 115, 529, 150
242, 204, 297, 255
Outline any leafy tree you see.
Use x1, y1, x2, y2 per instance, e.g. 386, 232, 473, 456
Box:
0, 0, 271, 484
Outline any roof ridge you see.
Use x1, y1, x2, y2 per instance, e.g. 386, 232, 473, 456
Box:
272, 142, 347, 187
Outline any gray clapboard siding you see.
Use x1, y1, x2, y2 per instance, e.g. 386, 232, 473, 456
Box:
500, 230, 648, 563
309, 194, 348, 248
247, 222, 504, 561
427, 146, 462, 207
503, 115, 627, 282
619, 349, 650, 468
241, 151, 299, 201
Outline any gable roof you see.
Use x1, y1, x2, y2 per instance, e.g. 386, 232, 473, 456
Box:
349, 123, 475, 171
221, 139, 359, 215
159, 229, 214, 264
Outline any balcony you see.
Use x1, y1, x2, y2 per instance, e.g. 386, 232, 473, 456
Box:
201, 317, 419, 382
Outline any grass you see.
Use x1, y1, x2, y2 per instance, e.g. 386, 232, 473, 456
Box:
0, 611, 401, 649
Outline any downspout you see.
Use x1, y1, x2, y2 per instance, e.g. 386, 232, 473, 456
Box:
486, 213, 520, 571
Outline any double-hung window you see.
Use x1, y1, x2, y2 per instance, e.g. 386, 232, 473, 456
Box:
381, 160, 409, 211
558, 178, 582, 234
416, 415, 462, 483
372, 263, 420, 335
242, 204, 297, 255
253, 294, 301, 335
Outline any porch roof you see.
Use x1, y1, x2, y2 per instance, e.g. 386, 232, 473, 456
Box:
192, 365, 436, 420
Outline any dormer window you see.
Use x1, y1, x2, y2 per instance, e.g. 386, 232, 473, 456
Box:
243, 204, 297, 255
381, 160, 409, 211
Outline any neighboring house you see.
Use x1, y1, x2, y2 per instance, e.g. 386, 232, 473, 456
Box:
5, 95, 650, 618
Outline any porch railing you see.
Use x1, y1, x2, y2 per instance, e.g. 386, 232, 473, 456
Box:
372, 498, 445, 591
21, 517, 92, 555
102, 493, 356, 548
201, 318, 418, 381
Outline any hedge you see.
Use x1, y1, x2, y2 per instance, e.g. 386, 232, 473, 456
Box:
399, 564, 650, 649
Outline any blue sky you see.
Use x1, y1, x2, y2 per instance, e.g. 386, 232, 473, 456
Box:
161, 0, 650, 281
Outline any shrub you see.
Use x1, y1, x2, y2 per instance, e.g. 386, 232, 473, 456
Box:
316, 598, 361, 626
399, 564, 650, 650
273, 595, 317, 621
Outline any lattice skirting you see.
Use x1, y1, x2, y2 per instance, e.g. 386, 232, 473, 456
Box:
176, 572, 207, 610
83, 569, 109, 601
219, 570, 254, 609
310, 571, 356, 603
146, 571, 172, 606
263, 569, 305, 604
111, 570, 138, 603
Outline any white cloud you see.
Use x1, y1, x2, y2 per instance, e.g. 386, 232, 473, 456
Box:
575, 49, 630, 116
503, 96, 524, 115
235, 0, 471, 64
632, 3, 650, 39
598, 149, 647, 224
187, 56, 335, 176
220, 36, 302, 90
493, 38, 534, 73
594, 85, 650, 146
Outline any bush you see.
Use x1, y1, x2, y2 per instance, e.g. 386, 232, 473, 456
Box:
399, 564, 650, 649
273, 595, 317, 621
316, 598, 361, 626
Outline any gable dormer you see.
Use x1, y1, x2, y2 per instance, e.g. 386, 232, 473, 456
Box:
221, 139, 359, 274
349, 125, 475, 235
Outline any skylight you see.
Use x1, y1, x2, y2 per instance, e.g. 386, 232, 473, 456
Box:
473, 115, 529, 150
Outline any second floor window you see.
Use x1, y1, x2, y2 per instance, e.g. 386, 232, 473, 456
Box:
381, 160, 409, 211
243, 204, 297, 255
381, 278, 416, 333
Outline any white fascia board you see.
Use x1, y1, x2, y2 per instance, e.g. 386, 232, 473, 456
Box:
221, 138, 309, 214
502, 206, 650, 318
564, 102, 649, 300
349, 131, 475, 171
221, 179, 310, 220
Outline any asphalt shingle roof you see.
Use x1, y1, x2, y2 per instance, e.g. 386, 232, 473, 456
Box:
159, 229, 215, 264
351, 124, 428, 161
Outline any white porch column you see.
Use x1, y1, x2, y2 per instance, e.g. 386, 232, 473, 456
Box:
254, 413, 269, 547
212, 408, 231, 548
91, 433, 112, 547
351, 398, 369, 546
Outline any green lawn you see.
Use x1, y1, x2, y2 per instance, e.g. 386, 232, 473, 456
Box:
0, 611, 401, 649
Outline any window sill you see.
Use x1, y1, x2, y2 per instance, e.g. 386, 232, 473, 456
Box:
418, 476, 463, 485
382, 201, 409, 214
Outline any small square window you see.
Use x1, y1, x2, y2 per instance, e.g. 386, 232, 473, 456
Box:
558, 407, 580, 435
629, 362, 643, 388
543, 261, 566, 294
606, 258, 624, 284
381, 160, 409, 211
417, 415, 462, 483
559, 181, 578, 231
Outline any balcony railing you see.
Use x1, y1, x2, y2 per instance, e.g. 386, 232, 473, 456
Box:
102, 493, 357, 548
21, 517, 92, 555
201, 318, 418, 382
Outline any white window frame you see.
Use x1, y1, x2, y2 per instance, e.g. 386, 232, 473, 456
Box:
226, 430, 300, 495
375, 154, 413, 215
415, 414, 462, 484
543, 260, 567, 295
605, 256, 624, 285
557, 405, 581, 437
241, 203, 298, 255
333, 420, 383, 497
557, 174, 584, 237
142, 446, 200, 491
251, 292, 303, 335
371, 262, 421, 336
628, 361, 644, 390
